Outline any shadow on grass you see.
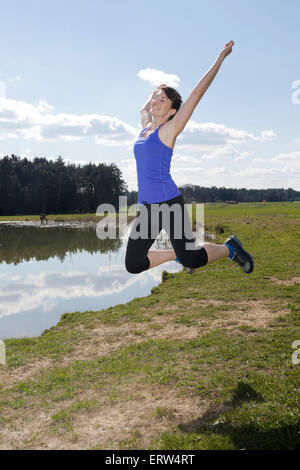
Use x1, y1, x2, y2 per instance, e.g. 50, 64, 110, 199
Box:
178, 381, 300, 450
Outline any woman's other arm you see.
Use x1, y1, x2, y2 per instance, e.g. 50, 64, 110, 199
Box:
169, 40, 235, 137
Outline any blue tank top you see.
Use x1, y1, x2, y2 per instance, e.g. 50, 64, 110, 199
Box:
133, 124, 181, 204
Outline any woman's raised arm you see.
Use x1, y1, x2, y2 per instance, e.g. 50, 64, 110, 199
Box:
169, 40, 235, 137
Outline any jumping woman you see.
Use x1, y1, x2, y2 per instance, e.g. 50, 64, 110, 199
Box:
125, 40, 254, 275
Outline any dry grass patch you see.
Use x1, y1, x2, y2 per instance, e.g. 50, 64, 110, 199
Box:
1, 299, 290, 390
0, 358, 54, 390
0, 383, 208, 450
269, 276, 300, 286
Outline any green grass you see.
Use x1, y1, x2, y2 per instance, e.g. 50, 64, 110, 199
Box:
1, 201, 298, 223
0, 202, 299, 450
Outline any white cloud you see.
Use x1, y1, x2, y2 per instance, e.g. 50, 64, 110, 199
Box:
172, 154, 200, 164
137, 68, 181, 88
119, 157, 138, 189
168, 163, 299, 190
37, 99, 54, 113
201, 146, 248, 160
234, 155, 246, 162
176, 121, 276, 148
271, 150, 300, 164
0, 267, 137, 319
0, 93, 277, 156
173, 165, 205, 174
259, 130, 276, 141
236, 167, 290, 178
0, 97, 138, 145
0, 262, 181, 320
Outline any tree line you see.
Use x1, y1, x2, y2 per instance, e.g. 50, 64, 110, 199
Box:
0, 155, 299, 216
126, 185, 300, 204
177, 184, 300, 203
0, 155, 128, 215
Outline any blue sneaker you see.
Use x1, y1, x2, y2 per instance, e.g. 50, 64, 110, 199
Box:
224, 235, 254, 274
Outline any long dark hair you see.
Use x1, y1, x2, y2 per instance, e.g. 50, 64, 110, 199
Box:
161, 86, 182, 121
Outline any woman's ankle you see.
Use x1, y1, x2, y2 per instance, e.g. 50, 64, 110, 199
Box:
202, 242, 229, 264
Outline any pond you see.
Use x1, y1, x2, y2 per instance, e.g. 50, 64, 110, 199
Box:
0, 221, 183, 339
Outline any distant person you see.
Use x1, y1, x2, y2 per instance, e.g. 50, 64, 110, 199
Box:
40, 214, 47, 224
125, 41, 254, 275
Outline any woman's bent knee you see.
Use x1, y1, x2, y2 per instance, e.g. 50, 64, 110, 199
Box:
178, 247, 208, 269
125, 257, 149, 274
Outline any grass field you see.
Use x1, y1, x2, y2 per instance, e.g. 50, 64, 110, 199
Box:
0, 202, 299, 450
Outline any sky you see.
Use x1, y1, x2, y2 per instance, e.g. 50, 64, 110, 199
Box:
0, 0, 299, 191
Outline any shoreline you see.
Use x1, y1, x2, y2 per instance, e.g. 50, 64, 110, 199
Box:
0, 214, 137, 228
0, 219, 101, 228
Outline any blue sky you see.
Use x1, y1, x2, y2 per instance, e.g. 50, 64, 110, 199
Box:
0, 0, 299, 190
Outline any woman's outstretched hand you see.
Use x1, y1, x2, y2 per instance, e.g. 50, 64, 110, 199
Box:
219, 40, 235, 61
143, 84, 168, 114
152, 83, 167, 97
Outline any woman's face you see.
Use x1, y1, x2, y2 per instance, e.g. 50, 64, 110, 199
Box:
150, 90, 175, 119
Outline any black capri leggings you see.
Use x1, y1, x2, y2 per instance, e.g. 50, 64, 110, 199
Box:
125, 194, 208, 274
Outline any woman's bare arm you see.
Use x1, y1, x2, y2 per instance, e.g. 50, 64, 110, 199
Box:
169, 40, 235, 137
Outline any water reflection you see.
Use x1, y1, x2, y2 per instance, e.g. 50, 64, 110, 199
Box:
0, 224, 122, 264
0, 222, 182, 339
